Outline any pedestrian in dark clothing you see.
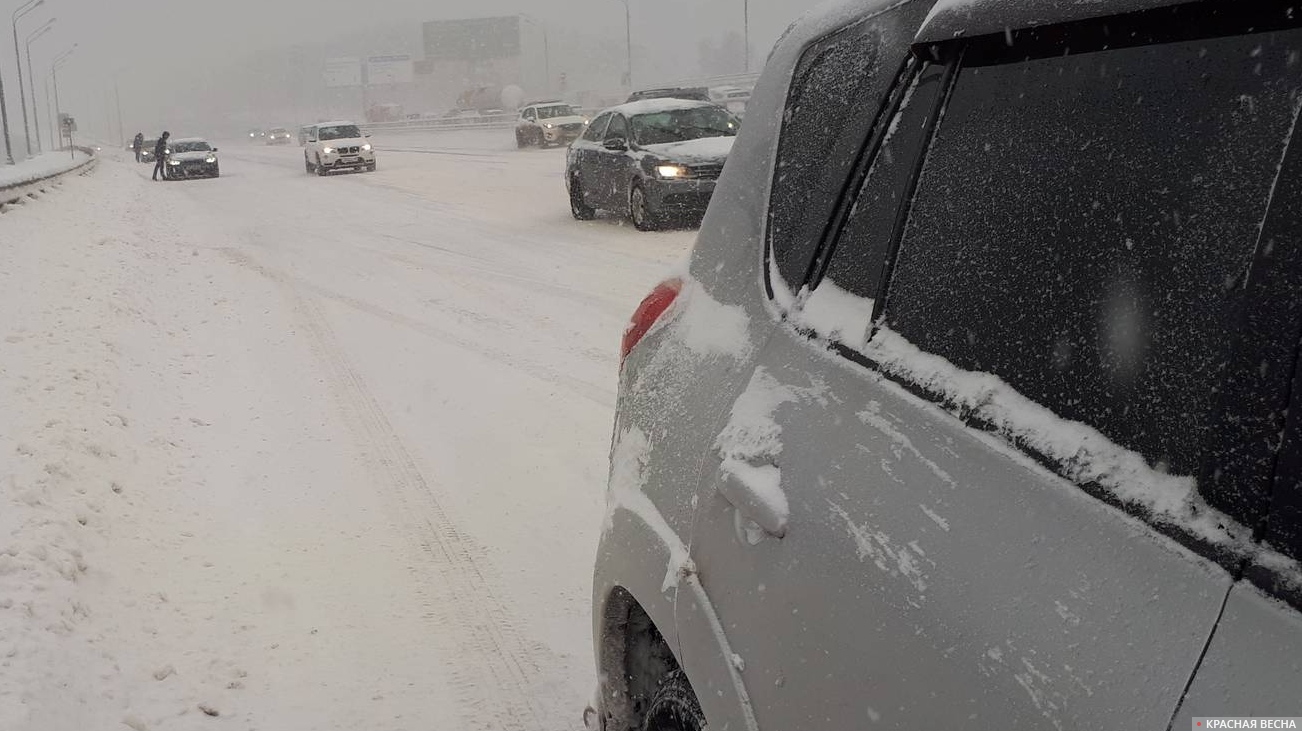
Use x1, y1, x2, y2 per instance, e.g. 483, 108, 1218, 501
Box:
132, 132, 144, 163
152, 132, 170, 181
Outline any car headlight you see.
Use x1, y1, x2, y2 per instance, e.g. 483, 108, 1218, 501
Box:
656, 164, 689, 179
205, 156, 216, 163
322, 146, 334, 154
362, 143, 371, 151
168, 159, 181, 165
544, 123, 555, 129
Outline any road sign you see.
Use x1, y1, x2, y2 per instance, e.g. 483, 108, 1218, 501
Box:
366, 55, 414, 85
323, 58, 362, 88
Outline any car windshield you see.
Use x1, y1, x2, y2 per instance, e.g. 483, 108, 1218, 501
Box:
171, 141, 211, 153
318, 125, 361, 140
631, 106, 738, 146
537, 105, 578, 119
270, 128, 287, 134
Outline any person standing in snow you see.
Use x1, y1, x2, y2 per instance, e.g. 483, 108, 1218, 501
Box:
132, 132, 144, 163
152, 132, 170, 181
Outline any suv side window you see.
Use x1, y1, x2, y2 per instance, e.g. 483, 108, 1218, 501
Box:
606, 114, 628, 142
881, 23, 1302, 497
583, 113, 611, 142
766, 4, 930, 299
524, 108, 536, 121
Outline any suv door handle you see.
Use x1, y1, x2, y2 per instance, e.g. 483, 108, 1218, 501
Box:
717, 458, 789, 539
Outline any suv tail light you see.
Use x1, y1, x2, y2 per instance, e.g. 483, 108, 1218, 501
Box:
621, 277, 683, 366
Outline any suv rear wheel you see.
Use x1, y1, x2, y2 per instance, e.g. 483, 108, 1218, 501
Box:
304, 156, 314, 174
641, 670, 705, 731
315, 155, 328, 176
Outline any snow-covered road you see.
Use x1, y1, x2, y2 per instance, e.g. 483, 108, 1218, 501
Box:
0, 131, 694, 730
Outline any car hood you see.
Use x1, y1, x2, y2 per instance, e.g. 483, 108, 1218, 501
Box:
641, 136, 736, 164
171, 150, 216, 162
322, 138, 367, 148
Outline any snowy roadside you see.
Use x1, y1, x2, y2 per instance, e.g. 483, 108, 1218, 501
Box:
0, 150, 91, 191
0, 160, 584, 730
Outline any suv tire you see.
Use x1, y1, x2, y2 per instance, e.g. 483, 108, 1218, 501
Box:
315, 155, 328, 177
305, 156, 314, 174
641, 670, 705, 731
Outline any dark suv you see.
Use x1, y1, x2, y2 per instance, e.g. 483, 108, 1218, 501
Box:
587, 0, 1302, 729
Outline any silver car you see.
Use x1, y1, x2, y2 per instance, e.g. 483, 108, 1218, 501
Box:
588, 0, 1302, 729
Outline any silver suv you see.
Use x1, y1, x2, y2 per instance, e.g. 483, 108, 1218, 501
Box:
587, 0, 1302, 729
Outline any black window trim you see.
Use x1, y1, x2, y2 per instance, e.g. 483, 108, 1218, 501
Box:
805, 56, 925, 291
761, 0, 928, 305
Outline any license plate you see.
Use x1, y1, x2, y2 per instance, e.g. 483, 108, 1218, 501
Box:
340, 156, 359, 164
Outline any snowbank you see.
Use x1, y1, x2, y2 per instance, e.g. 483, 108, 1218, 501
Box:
0, 150, 90, 191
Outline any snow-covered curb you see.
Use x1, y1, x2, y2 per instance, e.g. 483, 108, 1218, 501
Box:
0, 149, 97, 205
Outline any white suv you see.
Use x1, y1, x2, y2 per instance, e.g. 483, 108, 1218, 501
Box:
303, 121, 375, 176
515, 102, 588, 148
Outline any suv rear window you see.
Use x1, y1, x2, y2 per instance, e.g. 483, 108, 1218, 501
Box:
882, 23, 1302, 483
767, 19, 885, 294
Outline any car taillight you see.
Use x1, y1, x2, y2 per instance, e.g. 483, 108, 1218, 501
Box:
621, 277, 683, 367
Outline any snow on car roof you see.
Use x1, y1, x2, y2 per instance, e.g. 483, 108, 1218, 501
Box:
312, 121, 359, 128
917, 0, 1181, 45
172, 137, 208, 143
608, 98, 720, 117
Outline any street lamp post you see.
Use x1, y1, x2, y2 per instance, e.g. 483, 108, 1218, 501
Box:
743, 0, 750, 73
50, 45, 72, 153
24, 17, 53, 153
621, 0, 632, 88
519, 15, 551, 96
13, 0, 46, 158
44, 74, 51, 150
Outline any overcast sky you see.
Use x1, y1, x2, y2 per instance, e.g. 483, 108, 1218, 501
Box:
0, 0, 812, 147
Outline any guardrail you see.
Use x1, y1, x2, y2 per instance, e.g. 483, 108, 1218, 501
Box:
0, 146, 98, 207
363, 114, 517, 134
644, 72, 762, 90
360, 76, 761, 136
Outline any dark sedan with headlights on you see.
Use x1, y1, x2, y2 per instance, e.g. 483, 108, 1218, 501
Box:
565, 99, 738, 231
164, 138, 220, 180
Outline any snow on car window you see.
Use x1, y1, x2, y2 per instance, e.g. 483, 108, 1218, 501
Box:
631, 107, 738, 146
171, 141, 211, 153
536, 105, 578, 119
318, 125, 361, 140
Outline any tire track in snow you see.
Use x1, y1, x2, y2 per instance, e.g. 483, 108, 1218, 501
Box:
218, 247, 572, 731
219, 248, 615, 409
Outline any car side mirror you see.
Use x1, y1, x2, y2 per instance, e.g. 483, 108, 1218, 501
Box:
211, 147, 218, 152
603, 137, 628, 152
364, 132, 372, 138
